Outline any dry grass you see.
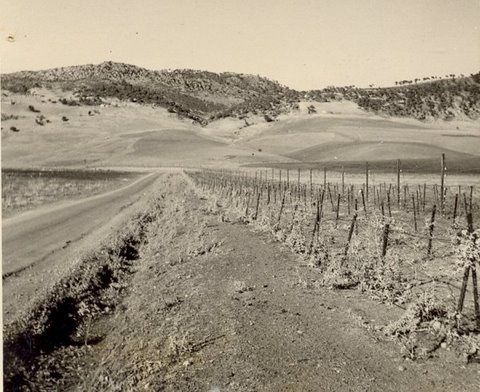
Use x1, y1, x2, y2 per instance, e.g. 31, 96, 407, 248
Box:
2, 169, 138, 217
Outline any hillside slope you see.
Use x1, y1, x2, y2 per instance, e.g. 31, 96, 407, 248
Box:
306, 74, 480, 121
1, 62, 299, 124
2, 62, 479, 125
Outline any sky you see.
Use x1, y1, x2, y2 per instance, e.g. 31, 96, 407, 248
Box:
0, 0, 479, 89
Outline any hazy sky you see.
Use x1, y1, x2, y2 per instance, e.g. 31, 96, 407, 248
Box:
1, 0, 479, 89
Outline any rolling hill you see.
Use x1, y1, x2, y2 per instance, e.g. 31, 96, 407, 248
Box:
1, 62, 299, 125
2, 62, 479, 125
305, 73, 480, 121
1, 62, 479, 172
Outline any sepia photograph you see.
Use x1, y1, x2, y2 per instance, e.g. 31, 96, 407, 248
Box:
1, 0, 480, 390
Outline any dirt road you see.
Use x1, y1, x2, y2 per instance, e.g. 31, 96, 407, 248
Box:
11, 173, 477, 391
2, 171, 161, 324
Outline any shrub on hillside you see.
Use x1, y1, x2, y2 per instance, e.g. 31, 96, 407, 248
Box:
28, 105, 40, 113
1, 113, 19, 121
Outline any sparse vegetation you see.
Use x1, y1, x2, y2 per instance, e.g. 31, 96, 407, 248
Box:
306, 73, 480, 121
2, 62, 478, 122
1, 62, 299, 125
1, 113, 19, 121
187, 166, 480, 360
35, 114, 48, 126
1, 168, 138, 216
28, 104, 41, 113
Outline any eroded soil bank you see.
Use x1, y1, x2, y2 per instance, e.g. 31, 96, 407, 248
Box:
4, 173, 480, 391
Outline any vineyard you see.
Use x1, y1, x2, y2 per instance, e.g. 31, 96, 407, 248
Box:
187, 159, 480, 360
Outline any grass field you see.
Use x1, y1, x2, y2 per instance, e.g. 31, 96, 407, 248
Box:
1, 168, 139, 217
2, 95, 479, 170
248, 155, 480, 172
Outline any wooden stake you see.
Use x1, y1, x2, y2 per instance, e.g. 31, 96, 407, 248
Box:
397, 159, 401, 206
361, 189, 367, 216
365, 161, 369, 201
344, 211, 357, 257
253, 191, 261, 220
412, 194, 418, 232
335, 193, 341, 227
427, 204, 436, 257
453, 193, 458, 223
277, 192, 286, 225
381, 206, 390, 258
457, 212, 479, 329
440, 153, 446, 213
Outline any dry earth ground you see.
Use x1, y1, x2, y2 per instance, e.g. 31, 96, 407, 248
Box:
6, 173, 479, 391
2, 92, 479, 171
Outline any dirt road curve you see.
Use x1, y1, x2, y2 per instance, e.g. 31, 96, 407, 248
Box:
2, 171, 160, 324
2, 172, 159, 276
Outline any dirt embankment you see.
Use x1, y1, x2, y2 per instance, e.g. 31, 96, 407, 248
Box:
2, 171, 162, 327
4, 173, 480, 391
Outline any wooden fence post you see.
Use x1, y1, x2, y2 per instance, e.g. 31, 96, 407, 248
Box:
308, 192, 323, 255
457, 212, 480, 329
412, 194, 418, 232
426, 204, 436, 257
277, 192, 286, 225
381, 214, 390, 259
309, 169, 313, 200
440, 153, 446, 213
387, 188, 392, 217
397, 159, 401, 206
344, 211, 358, 257
361, 189, 367, 216
335, 193, 341, 228
453, 193, 458, 223
365, 161, 369, 202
